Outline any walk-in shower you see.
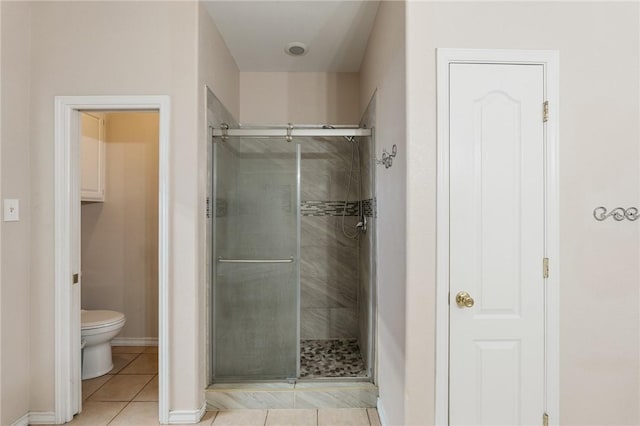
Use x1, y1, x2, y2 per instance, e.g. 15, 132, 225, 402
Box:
207, 118, 377, 385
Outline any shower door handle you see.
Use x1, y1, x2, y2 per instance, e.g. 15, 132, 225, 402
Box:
217, 257, 294, 264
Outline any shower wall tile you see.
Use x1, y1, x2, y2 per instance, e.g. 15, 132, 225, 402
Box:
301, 308, 330, 339
300, 135, 361, 340
301, 170, 359, 201
300, 246, 356, 281
301, 216, 357, 248
357, 96, 376, 370
301, 275, 356, 309
301, 308, 358, 339
330, 308, 358, 337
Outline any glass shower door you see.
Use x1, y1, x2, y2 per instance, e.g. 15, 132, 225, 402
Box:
212, 137, 300, 381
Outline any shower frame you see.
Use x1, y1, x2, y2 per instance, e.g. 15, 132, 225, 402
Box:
208, 124, 376, 385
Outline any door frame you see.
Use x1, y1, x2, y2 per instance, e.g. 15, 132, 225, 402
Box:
54, 95, 170, 424
435, 49, 559, 425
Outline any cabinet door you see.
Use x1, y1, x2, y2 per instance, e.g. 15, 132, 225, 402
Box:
81, 113, 105, 202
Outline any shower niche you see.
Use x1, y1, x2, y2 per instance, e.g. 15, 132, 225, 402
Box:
206, 89, 377, 408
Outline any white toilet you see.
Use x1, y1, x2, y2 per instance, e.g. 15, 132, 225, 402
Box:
81, 309, 126, 380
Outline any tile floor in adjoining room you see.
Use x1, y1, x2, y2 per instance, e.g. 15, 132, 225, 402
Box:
73, 345, 382, 425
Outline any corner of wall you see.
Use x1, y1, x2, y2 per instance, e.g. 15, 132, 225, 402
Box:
196, 1, 240, 407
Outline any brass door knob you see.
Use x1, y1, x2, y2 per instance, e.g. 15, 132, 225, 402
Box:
456, 291, 474, 308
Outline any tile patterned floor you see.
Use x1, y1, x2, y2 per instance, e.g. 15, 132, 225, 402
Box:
73, 345, 380, 425
300, 339, 367, 378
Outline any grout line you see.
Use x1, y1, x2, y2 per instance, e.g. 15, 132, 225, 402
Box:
106, 400, 132, 425
365, 407, 372, 426
128, 374, 156, 402
209, 409, 218, 425
82, 374, 115, 401
316, 408, 319, 426
110, 352, 140, 375
263, 409, 269, 426
80, 348, 158, 425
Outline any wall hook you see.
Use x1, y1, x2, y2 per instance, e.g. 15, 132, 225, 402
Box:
593, 206, 639, 221
376, 144, 397, 169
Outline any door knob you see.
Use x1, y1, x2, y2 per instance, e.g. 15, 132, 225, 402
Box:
456, 291, 474, 308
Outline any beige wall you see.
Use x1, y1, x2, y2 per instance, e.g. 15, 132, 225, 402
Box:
240, 72, 360, 124
405, 2, 640, 425
197, 2, 240, 402
359, 2, 406, 424
1, 2, 31, 424
27, 0, 201, 413
81, 112, 159, 340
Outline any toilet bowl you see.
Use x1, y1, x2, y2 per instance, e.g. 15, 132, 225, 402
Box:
81, 309, 126, 380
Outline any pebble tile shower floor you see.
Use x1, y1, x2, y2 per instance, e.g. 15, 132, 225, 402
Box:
300, 339, 367, 378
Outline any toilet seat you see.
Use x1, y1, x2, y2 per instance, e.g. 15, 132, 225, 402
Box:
81, 309, 125, 330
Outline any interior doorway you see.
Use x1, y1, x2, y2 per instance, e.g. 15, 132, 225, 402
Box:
79, 111, 160, 410
435, 49, 559, 426
53, 96, 170, 424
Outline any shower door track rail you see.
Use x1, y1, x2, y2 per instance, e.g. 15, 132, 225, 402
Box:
212, 128, 371, 139
217, 256, 295, 264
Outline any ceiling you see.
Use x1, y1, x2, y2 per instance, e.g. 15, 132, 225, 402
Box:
203, 1, 381, 72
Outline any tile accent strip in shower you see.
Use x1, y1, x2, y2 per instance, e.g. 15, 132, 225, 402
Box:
215, 198, 375, 218
301, 200, 359, 216
361, 198, 375, 218
215, 198, 228, 217
300, 199, 376, 217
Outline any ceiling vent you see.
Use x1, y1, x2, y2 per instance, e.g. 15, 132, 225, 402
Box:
285, 42, 308, 57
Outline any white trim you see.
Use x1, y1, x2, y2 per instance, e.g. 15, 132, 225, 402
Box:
111, 337, 159, 346
54, 95, 170, 425
29, 412, 57, 425
167, 403, 207, 424
9, 411, 56, 426
435, 49, 560, 426
10, 413, 29, 426
376, 398, 389, 426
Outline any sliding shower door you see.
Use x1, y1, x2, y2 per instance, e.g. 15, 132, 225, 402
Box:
212, 137, 300, 381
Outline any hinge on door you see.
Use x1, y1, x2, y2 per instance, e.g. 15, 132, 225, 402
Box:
543, 101, 549, 123
73, 273, 79, 284
543, 257, 549, 279
543, 412, 549, 426
206, 197, 211, 219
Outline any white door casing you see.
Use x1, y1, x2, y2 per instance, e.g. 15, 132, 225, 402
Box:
435, 49, 559, 426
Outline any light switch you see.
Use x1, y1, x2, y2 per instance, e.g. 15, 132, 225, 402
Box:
4, 199, 19, 222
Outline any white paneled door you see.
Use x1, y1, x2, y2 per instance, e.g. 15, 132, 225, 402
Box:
449, 63, 546, 425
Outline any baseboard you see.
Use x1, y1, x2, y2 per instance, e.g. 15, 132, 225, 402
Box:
10, 411, 56, 426
111, 337, 158, 346
377, 398, 389, 426
29, 411, 56, 424
10, 412, 28, 426
168, 402, 206, 424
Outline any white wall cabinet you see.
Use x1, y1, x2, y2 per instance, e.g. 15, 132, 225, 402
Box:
81, 113, 105, 202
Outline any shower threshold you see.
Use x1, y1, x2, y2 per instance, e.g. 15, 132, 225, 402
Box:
206, 339, 375, 409
205, 380, 377, 410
